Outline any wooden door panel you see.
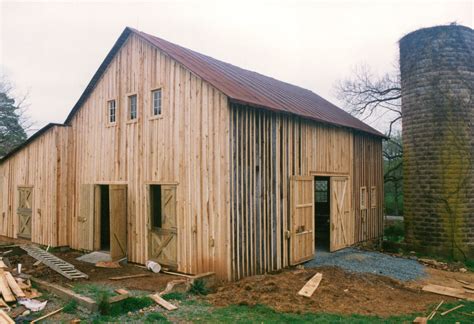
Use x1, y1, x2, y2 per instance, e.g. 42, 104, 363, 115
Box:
17, 187, 32, 239
330, 177, 352, 251
109, 185, 127, 260
290, 176, 315, 265
78, 184, 94, 251
149, 185, 178, 268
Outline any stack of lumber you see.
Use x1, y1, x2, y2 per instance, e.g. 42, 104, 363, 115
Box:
0, 266, 42, 322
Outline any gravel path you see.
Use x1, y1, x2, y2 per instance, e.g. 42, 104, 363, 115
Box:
305, 247, 425, 281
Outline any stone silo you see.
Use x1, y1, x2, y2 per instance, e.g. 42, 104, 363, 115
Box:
400, 25, 473, 259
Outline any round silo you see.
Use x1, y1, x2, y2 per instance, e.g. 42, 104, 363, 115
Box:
399, 25, 473, 259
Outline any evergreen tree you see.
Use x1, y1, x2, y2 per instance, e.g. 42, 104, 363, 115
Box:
0, 89, 28, 158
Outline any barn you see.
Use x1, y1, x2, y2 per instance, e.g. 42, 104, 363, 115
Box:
0, 27, 385, 280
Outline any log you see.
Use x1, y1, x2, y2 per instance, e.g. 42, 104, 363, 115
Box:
30, 277, 97, 312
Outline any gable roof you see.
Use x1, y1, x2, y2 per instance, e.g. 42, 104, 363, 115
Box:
66, 27, 384, 137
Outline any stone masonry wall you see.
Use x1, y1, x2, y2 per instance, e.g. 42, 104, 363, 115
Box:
400, 25, 474, 259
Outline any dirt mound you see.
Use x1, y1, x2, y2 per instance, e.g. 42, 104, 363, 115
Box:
207, 267, 449, 317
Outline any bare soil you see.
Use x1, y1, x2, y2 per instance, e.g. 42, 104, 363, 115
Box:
206, 266, 456, 317
0, 243, 178, 292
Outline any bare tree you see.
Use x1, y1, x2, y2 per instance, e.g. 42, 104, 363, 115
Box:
336, 64, 403, 215
0, 74, 32, 158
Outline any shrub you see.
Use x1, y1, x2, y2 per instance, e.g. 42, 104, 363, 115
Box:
189, 279, 208, 295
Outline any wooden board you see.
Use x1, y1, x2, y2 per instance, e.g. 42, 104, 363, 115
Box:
0, 272, 15, 302
0, 310, 14, 324
4, 272, 25, 298
149, 186, 178, 268
298, 272, 322, 297
78, 184, 94, 251
289, 176, 315, 265
422, 284, 474, 301
109, 185, 128, 260
109, 274, 150, 281
0, 261, 7, 269
17, 187, 33, 239
149, 293, 178, 310
330, 177, 352, 252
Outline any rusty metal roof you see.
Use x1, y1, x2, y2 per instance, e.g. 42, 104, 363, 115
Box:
66, 27, 384, 137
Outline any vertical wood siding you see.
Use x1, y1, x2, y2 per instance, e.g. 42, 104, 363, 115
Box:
0, 126, 71, 246
69, 34, 231, 279
353, 133, 384, 242
229, 104, 383, 280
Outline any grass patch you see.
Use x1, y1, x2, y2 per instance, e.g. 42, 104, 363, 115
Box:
162, 291, 188, 301
145, 312, 170, 323
189, 279, 208, 295
63, 300, 78, 314
384, 220, 404, 243
108, 296, 154, 316
171, 301, 474, 323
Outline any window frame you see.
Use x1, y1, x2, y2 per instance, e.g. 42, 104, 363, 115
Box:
370, 186, 377, 208
150, 87, 163, 119
360, 186, 367, 210
127, 94, 138, 123
106, 99, 117, 126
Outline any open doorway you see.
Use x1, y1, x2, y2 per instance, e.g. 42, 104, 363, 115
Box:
99, 185, 110, 251
315, 176, 330, 250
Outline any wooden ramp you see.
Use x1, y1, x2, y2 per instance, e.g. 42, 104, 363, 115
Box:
21, 245, 88, 280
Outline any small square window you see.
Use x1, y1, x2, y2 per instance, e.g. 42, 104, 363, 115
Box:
107, 100, 116, 124
152, 89, 162, 116
360, 187, 367, 210
128, 95, 137, 120
371, 186, 377, 208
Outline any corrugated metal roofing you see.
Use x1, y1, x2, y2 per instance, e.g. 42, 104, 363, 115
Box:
66, 27, 384, 137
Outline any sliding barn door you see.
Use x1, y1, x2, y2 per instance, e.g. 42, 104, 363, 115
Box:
149, 185, 178, 269
17, 187, 33, 239
78, 184, 94, 251
109, 185, 128, 260
289, 176, 315, 265
330, 177, 353, 251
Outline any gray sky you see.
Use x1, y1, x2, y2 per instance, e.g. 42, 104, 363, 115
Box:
1, 0, 472, 133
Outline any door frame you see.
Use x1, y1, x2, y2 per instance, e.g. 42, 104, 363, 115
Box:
91, 182, 128, 259
17, 186, 33, 240
309, 172, 352, 252
146, 183, 179, 270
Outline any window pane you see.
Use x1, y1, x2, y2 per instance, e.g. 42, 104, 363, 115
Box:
108, 100, 116, 123
129, 95, 137, 120
152, 89, 162, 116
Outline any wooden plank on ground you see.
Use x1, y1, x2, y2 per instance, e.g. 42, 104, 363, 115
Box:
30, 277, 97, 312
109, 274, 150, 281
0, 272, 15, 302
0, 260, 7, 269
298, 273, 322, 298
422, 284, 474, 301
0, 297, 8, 308
30, 307, 64, 323
115, 288, 129, 295
0, 310, 14, 324
109, 293, 130, 304
441, 304, 464, 316
4, 272, 25, 298
149, 293, 178, 310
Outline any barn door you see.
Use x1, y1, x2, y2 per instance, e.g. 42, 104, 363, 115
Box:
149, 185, 178, 269
289, 176, 315, 265
109, 185, 127, 260
330, 177, 352, 251
78, 184, 95, 250
17, 187, 33, 239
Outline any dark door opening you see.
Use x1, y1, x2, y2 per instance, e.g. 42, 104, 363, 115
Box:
315, 177, 330, 250
100, 185, 110, 251
150, 185, 162, 229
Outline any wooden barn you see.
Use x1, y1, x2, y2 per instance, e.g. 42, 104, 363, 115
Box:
0, 27, 385, 280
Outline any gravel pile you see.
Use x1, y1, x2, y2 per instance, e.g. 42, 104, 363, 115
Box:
305, 247, 425, 281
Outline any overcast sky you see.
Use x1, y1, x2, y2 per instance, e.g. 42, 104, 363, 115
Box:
0, 0, 472, 133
